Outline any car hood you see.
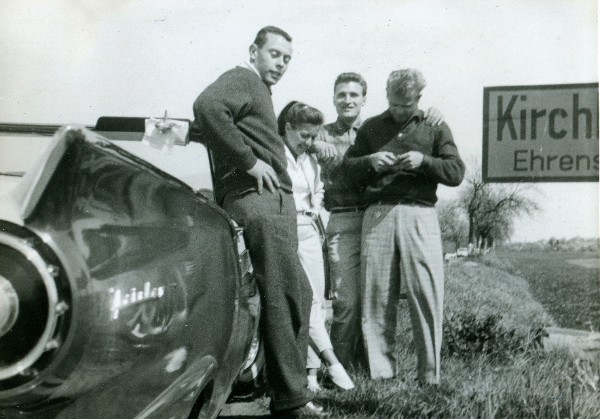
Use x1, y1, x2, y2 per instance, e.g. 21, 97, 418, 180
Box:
0, 124, 217, 227
0, 125, 104, 226
0, 175, 23, 225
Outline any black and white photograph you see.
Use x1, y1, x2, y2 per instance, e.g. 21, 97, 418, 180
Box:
0, 1, 598, 417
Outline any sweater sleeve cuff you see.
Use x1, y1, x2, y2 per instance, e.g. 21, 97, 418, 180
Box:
421, 154, 433, 169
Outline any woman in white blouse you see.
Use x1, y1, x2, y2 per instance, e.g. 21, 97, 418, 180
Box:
277, 101, 354, 392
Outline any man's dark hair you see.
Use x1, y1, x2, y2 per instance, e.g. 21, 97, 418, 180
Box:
334, 72, 368, 96
254, 26, 292, 48
277, 101, 324, 136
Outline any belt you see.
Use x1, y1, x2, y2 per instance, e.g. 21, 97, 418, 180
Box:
329, 206, 366, 214
298, 210, 318, 221
376, 200, 432, 208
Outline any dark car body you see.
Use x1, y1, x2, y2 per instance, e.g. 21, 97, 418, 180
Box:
0, 123, 260, 418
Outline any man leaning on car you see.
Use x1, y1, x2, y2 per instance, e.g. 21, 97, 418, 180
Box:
189, 26, 326, 418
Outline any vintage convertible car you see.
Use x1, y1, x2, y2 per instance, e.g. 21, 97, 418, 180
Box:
0, 118, 263, 418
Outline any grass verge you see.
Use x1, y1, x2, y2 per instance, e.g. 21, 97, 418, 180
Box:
313, 257, 600, 418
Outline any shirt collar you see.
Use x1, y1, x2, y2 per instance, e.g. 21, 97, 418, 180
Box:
383, 109, 424, 124
285, 145, 308, 164
240, 60, 261, 78
238, 61, 272, 94
333, 117, 363, 133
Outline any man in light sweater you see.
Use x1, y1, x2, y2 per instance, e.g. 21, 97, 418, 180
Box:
190, 27, 324, 418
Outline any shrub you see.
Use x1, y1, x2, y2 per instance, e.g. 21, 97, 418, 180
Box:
443, 259, 555, 334
442, 312, 545, 361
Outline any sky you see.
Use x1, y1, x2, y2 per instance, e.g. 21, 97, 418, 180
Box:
0, 0, 597, 242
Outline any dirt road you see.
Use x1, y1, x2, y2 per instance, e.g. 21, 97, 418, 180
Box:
219, 397, 270, 418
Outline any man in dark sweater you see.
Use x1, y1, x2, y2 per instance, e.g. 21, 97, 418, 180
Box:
344, 68, 464, 385
190, 27, 324, 417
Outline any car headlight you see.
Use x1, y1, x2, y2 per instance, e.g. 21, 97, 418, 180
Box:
0, 230, 71, 390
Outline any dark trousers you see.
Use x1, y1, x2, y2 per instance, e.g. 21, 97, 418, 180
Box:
223, 189, 313, 411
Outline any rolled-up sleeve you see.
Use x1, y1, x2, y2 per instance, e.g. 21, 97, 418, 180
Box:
312, 157, 325, 212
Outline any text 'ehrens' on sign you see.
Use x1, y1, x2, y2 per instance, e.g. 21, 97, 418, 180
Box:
483, 83, 599, 182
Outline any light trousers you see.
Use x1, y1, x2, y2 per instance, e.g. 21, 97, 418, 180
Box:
361, 203, 444, 384
297, 214, 333, 369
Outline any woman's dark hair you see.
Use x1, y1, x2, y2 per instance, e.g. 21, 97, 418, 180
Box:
277, 101, 324, 136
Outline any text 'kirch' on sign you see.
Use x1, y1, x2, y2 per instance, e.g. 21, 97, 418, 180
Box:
483, 83, 599, 182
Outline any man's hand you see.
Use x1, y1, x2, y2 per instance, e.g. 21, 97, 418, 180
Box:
246, 159, 280, 194
397, 151, 424, 170
312, 140, 337, 160
424, 107, 444, 126
368, 151, 397, 172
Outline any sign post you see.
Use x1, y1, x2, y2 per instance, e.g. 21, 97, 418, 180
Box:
483, 83, 599, 182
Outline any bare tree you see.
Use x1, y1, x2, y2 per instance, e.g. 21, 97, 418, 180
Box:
459, 160, 540, 249
437, 199, 468, 250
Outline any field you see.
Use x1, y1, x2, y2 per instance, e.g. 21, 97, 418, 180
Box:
494, 250, 600, 331
222, 253, 600, 418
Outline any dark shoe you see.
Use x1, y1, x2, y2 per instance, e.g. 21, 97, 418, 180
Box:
271, 401, 327, 417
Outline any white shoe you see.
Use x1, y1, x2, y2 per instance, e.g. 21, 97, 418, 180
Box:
307, 375, 322, 392
327, 363, 355, 390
